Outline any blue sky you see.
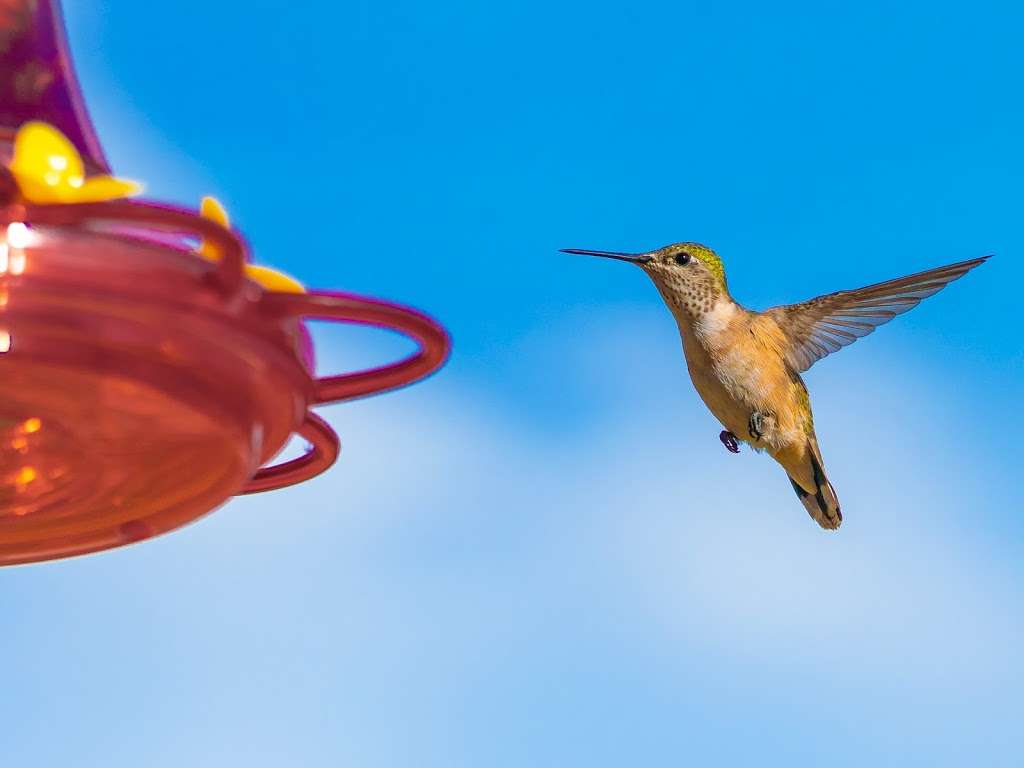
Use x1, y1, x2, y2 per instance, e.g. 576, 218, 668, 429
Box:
4, 0, 1023, 765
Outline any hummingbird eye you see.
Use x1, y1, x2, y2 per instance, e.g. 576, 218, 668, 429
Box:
674, 251, 691, 266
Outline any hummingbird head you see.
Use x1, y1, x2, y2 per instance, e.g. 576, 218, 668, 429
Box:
562, 241, 731, 317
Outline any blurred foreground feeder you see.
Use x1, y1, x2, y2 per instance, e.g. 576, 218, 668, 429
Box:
0, 0, 450, 565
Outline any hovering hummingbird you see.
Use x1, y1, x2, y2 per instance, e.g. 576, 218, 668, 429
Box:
562, 243, 988, 530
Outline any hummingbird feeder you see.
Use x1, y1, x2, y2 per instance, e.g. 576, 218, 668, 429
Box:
0, 0, 450, 565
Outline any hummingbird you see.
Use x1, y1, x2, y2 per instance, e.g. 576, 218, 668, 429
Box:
562, 243, 988, 530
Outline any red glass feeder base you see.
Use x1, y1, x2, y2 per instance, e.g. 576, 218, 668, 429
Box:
0, 201, 450, 565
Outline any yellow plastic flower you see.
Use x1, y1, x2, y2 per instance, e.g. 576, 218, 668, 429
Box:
243, 264, 306, 294
9, 121, 141, 204
198, 195, 305, 293
198, 196, 230, 260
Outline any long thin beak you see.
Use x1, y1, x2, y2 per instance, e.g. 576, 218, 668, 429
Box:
560, 248, 652, 264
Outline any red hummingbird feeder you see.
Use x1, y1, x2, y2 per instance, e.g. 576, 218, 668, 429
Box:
0, 0, 450, 565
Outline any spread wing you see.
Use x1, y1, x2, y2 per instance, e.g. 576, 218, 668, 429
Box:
767, 256, 989, 373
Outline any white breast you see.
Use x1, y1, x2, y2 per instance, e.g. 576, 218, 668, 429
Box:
693, 298, 738, 345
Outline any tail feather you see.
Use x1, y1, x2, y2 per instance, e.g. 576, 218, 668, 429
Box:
788, 440, 842, 530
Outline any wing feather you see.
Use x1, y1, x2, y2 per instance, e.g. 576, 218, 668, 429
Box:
767, 256, 989, 373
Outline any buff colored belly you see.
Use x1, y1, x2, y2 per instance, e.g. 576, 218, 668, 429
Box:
687, 357, 758, 440
681, 333, 804, 450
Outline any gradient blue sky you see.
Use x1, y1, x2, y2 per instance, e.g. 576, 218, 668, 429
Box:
5, 1, 1023, 765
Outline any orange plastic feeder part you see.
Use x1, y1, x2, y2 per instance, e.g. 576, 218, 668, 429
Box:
0, 1, 450, 565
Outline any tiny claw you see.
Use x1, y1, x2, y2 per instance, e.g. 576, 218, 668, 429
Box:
719, 430, 740, 454
748, 410, 769, 441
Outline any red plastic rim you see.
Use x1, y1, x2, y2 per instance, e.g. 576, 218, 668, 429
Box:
241, 412, 340, 494
262, 290, 452, 404
240, 290, 451, 492
5, 199, 451, 495
15, 200, 247, 295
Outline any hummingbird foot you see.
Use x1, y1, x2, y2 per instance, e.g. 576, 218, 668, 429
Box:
719, 430, 740, 454
748, 410, 772, 442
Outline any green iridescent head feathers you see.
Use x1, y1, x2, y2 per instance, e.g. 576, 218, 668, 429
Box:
686, 244, 727, 289
657, 242, 728, 290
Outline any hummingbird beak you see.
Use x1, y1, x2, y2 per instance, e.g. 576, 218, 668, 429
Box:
560, 248, 652, 264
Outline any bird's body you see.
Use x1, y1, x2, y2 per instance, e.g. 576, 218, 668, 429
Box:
668, 293, 839, 527
563, 242, 988, 530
